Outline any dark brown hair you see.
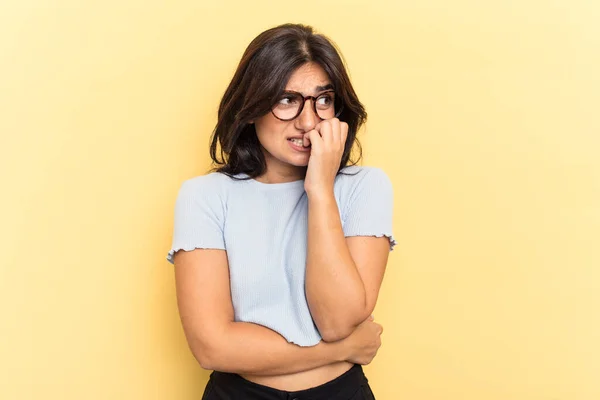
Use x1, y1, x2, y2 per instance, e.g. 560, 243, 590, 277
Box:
209, 23, 367, 178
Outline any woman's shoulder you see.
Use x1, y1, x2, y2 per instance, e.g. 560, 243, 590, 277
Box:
335, 165, 391, 188
175, 171, 242, 203
181, 171, 239, 189
334, 165, 393, 209
185, 170, 235, 183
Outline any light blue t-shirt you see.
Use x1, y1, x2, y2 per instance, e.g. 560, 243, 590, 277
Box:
167, 165, 395, 347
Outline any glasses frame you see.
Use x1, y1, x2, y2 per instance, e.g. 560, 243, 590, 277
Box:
271, 90, 343, 121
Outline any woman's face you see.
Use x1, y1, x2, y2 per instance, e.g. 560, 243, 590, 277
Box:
253, 62, 334, 177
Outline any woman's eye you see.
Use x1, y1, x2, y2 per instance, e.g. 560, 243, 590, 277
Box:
279, 95, 298, 105
317, 94, 333, 106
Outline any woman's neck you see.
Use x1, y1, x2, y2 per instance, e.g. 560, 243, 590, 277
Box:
255, 164, 306, 184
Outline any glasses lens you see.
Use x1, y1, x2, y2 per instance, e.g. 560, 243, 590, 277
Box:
272, 93, 303, 120
315, 92, 335, 119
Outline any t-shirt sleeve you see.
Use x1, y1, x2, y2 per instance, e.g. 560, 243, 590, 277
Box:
166, 177, 226, 264
342, 168, 396, 251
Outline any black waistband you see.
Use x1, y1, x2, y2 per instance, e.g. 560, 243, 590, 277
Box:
209, 364, 366, 400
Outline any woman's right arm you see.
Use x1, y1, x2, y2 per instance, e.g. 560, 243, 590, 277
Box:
173, 248, 381, 376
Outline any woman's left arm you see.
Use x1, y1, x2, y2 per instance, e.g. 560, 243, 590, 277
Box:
305, 192, 390, 342
304, 119, 393, 342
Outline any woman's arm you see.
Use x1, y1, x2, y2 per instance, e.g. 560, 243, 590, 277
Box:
303, 120, 392, 342
305, 193, 389, 342
173, 248, 377, 375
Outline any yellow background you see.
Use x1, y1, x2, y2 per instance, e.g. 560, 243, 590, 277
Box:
1, 0, 599, 399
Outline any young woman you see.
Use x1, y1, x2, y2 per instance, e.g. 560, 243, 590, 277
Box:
167, 23, 395, 400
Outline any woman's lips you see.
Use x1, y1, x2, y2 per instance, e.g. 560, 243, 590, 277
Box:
288, 138, 311, 152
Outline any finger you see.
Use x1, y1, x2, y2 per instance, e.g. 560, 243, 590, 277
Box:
340, 121, 349, 149
303, 132, 311, 147
306, 129, 322, 152
318, 120, 333, 147
330, 118, 341, 145
368, 314, 374, 321
314, 120, 324, 138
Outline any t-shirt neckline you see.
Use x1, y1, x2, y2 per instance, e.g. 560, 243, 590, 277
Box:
236, 173, 306, 190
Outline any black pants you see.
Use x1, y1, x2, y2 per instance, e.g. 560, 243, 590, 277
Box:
202, 364, 376, 400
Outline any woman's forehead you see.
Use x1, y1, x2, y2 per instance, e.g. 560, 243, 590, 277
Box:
285, 62, 332, 94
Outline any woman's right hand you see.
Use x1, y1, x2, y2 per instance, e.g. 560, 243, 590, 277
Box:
340, 316, 383, 365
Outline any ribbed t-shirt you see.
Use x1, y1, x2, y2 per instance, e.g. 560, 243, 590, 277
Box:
166, 165, 395, 347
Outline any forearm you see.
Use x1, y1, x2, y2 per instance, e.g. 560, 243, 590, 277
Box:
191, 320, 346, 375
305, 191, 369, 341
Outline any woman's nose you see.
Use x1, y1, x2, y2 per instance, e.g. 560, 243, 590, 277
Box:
295, 99, 320, 132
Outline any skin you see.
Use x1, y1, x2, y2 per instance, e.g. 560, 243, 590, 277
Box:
174, 62, 388, 391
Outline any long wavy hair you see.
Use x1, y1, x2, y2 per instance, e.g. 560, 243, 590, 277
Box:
209, 23, 367, 178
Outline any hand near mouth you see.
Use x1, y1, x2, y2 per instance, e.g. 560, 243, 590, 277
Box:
303, 118, 349, 196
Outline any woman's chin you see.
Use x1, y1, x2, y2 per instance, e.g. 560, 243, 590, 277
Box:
287, 156, 310, 167
279, 151, 310, 167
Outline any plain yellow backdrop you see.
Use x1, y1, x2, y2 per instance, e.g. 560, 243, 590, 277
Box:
1, 0, 599, 399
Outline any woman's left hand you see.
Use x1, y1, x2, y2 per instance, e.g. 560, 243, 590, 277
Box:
303, 118, 349, 197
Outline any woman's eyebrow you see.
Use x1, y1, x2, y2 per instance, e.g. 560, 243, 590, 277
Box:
282, 84, 334, 95
315, 84, 334, 92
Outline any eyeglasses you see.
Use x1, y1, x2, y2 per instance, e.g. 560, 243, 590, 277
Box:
271, 90, 343, 121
